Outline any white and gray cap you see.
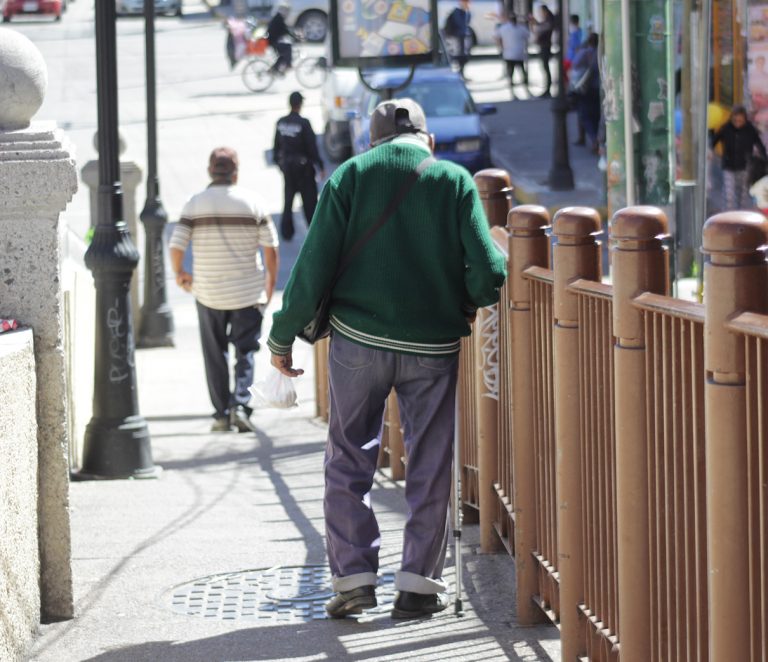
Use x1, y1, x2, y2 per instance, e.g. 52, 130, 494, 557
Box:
369, 98, 428, 147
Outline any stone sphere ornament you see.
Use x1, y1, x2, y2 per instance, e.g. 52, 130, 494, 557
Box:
0, 27, 48, 131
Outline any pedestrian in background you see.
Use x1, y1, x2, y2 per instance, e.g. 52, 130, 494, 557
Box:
169, 147, 279, 433
712, 105, 767, 210
268, 99, 507, 620
273, 91, 325, 240
569, 32, 601, 154
566, 14, 582, 62
530, 4, 555, 97
495, 13, 529, 98
266, 0, 295, 74
444, 0, 472, 78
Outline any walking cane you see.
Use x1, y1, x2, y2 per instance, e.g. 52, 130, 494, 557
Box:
453, 391, 465, 617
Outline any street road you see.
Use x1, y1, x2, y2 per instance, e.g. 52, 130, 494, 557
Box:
10, 2, 526, 265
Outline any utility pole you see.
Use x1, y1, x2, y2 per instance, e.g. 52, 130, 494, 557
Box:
634, 0, 674, 207
603, 0, 632, 213
78, 1, 159, 480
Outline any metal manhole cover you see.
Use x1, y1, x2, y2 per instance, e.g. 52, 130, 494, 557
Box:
167, 565, 397, 622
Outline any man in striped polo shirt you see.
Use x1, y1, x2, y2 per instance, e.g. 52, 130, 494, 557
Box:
268, 100, 506, 619
170, 147, 279, 433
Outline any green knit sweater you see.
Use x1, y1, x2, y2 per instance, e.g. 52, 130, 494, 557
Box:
268, 139, 507, 357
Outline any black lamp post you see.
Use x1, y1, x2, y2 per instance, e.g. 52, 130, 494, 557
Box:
79, 1, 159, 480
137, 0, 174, 348
548, 4, 574, 191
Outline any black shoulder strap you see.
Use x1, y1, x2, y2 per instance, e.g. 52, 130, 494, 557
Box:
334, 155, 436, 281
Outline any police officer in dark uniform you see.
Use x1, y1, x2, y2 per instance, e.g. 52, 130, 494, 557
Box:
273, 91, 325, 240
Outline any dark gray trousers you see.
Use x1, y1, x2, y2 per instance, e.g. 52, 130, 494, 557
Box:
325, 334, 458, 594
196, 301, 262, 419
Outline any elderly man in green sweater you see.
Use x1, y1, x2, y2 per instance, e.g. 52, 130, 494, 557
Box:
268, 99, 507, 619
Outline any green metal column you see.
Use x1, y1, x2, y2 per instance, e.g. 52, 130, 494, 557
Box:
603, 0, 630, 213
634, 0, 675, 205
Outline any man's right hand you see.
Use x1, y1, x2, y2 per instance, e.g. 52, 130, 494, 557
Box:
176, 270, 193, 292
271, 352, 304, 378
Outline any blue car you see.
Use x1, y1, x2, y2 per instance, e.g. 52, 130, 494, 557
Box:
347, 67, 496, 172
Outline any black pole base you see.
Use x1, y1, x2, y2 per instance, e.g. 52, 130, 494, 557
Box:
77, 415, 161, 480
548, 166, 575, 191
137, 306, 175, 348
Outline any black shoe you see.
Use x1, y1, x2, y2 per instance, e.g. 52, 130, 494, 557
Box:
325, 585, 377, 618
230, 405, 255, 433
391, 591, 449, 619
281, 218, 295, 241
211, 416, 233, 432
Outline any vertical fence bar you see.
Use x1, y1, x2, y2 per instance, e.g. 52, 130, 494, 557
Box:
474, 169, 513, 552
509, 205, 551, 624
552, 206, 602, 660
611, 206, 670, 662
703, 211, 768, 662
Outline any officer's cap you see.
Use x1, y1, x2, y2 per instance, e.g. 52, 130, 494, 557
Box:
369, 98, 428, 147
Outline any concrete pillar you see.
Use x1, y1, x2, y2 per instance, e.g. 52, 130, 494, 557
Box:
81, 141, 143, 331
0, 27, 77, 620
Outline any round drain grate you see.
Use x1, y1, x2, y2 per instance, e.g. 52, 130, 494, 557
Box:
168, 565, 397, 622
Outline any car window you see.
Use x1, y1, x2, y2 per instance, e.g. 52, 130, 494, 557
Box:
365, 81, 476, 118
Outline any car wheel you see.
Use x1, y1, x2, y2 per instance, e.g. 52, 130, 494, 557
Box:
323, 123, 351, 163
296, 10, 327, 43
2, 14, 10, 22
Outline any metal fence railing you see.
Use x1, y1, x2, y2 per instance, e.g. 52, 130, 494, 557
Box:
310, 172, 768, 662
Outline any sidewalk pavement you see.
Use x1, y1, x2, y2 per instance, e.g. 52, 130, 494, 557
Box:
484, 98, 606, 216
29, 283, 561, 661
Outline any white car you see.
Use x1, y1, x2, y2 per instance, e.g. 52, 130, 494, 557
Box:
116, 0, 182, 16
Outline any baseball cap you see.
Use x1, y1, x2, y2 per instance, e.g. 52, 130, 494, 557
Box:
209, 147, 238, 178
369, 98, 428, 146
289, 90, 304, 107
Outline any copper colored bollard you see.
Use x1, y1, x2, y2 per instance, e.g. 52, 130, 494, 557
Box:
473, 169, 514, 552
611, 206, 669, 662
552, 206, 601, 661
386, 391, 405, 480
703, 212, 768, 662
508, 205, 551, 625
474, 169, 514, 228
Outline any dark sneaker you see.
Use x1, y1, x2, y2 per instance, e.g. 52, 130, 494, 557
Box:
230, 405, 255, 433
211, 416, 233, 432
391, 591, 449, 619
325, 585, 377, 619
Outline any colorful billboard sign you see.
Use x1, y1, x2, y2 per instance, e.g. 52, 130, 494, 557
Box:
330, 0, 439, 68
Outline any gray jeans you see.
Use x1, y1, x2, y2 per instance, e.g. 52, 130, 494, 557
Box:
325, 334, 459, 594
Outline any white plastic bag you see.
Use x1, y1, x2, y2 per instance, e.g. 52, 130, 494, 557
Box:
249, 369, 299, 409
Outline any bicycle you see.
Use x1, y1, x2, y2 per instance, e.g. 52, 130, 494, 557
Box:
241, 40, 328, 92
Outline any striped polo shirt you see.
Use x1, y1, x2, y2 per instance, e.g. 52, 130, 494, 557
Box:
169, 184, 279, 311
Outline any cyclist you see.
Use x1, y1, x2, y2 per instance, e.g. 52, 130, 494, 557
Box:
266, 1, 296, 74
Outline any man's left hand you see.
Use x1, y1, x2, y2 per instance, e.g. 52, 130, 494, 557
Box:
271, 352, 304, 377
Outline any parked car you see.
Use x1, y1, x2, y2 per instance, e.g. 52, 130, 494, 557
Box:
116, 0, 182, 16
243, 0, 327, 42
2, 0, 63, 22
347, 67, 495, 173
